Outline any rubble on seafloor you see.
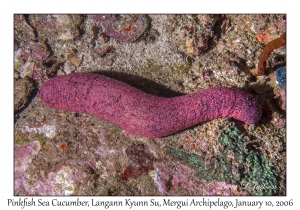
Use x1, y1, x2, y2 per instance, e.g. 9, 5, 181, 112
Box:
14, 14, 286, 195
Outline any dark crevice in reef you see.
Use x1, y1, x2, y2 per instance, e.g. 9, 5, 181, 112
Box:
24, 14, 38, 40
204, 14, 224, 54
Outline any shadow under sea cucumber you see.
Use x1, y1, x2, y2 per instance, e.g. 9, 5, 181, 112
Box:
39, 73, 261, 138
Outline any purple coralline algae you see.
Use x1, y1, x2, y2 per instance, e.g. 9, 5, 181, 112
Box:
153, 163, 246, 196
14, 140, 85, 196
28, 42, 51, 62
14, 139, 86, 195
14, 141, 41, 195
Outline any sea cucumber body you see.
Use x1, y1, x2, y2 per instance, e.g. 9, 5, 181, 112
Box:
39, 73, 261, 138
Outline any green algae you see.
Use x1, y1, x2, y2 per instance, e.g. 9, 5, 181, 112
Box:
165, 146, 233, 183
140, 59, 162, 75
140, 60, 191, 80
14, 132, 31, 146
173, 64, 191, 77
165, 126, 279, 195
220, 127, 279, 195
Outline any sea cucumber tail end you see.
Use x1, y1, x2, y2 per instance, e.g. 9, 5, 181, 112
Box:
230, 89, 262, 124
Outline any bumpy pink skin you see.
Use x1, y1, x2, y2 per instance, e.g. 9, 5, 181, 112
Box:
39, 73, 261, 138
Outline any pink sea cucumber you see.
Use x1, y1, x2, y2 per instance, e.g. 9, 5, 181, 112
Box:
39, 73, 261, 138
